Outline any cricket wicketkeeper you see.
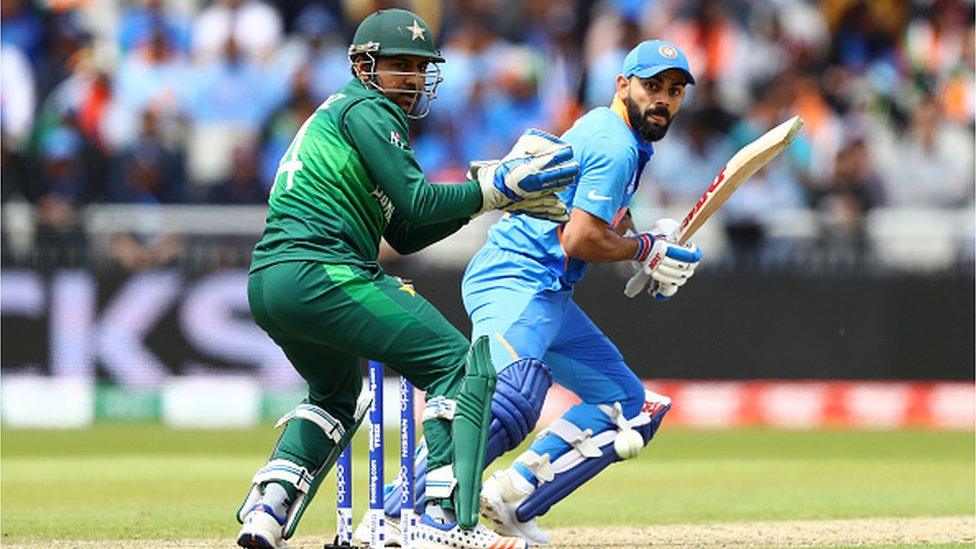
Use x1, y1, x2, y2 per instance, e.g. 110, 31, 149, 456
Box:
235, 8, 578, 549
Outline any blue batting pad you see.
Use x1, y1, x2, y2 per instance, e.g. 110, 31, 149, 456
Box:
515, 399, 669, 521
486, 358, 553, 464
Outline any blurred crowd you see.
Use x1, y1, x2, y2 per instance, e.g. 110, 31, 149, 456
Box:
1, 0, 974, 267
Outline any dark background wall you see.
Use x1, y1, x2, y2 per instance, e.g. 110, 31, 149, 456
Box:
2, 266, 973, 381
415, 266, 975, 380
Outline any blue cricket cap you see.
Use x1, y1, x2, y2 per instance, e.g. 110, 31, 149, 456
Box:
622, 39, 695, 85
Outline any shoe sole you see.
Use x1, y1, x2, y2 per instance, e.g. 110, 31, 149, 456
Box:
236, 532, 276, 549
412, 521, 528, 549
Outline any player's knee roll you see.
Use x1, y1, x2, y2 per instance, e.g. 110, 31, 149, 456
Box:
486, 357, 552, 463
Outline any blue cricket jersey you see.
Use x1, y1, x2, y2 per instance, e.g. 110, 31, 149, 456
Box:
484, 106, 654, 287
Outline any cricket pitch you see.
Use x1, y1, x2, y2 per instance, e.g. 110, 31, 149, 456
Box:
4, 516, 973, 548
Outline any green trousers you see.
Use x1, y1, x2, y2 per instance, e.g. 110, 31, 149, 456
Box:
248, 260, 468, 493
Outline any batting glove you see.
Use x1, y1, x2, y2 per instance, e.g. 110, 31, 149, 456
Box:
630, 218, 702, 301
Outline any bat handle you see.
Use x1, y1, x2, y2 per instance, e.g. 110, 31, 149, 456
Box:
624, 270, 651, 298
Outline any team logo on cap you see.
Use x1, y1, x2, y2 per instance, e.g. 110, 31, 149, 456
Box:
658, 44, 678, 59
407, 20, 426, 41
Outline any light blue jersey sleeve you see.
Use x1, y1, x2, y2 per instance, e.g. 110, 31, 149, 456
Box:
562, 113, 640, 224
571, 143, 637, 224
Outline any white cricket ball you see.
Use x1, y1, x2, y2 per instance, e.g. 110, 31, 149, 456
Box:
613, 429, 644, 460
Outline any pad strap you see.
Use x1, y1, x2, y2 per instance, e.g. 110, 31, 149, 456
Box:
237, 391, 374, 539
422, 396, 457, 421
597, 402, 630, 431
275, 404, 344, 444
539, 418, 603, 459
425, 464, 457, 499
545, 403, 644, 474
251, 459, 314, 494
514, 451, 555, 483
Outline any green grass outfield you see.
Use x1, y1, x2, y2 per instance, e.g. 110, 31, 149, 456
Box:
1, 425, 973, 544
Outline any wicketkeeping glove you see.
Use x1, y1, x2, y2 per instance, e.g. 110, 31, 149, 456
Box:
629, 218, 702, 301
469, 159, 570, 223
472, 129, 578, 221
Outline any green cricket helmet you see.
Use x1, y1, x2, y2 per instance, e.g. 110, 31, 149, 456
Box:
348, 9, 444, 119
349, 8, 444, 62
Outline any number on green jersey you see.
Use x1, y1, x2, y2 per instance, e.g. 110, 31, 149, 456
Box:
270, 93, 346, 195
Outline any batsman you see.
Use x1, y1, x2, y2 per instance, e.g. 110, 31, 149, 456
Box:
373, 40, 705, 546
235, 9, 577, 549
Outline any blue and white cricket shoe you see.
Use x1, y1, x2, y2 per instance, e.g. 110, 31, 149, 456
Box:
237, 504, 287, 549
413, 514, 528, 549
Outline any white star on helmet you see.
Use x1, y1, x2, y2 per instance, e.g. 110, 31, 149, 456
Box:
407, 20, 425, 41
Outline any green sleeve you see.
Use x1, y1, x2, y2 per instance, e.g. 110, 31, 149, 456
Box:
343, 99, 482, 224
383, 212, 470, 255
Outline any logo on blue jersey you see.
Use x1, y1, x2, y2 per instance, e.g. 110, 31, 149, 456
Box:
626, 169, 639, 195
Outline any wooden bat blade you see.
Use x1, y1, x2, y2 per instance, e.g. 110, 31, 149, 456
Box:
675, 115, 804, 243
623, 115, 803, 298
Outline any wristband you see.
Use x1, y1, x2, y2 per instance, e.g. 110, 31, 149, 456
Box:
632, 233, 654, 262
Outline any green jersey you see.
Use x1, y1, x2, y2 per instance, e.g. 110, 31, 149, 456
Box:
251, 79, 482, 272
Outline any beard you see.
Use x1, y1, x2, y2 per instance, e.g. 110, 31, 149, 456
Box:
624, 94, 672, 142
391, 90, 420, 113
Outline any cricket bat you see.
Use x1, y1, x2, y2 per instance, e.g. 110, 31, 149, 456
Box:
624, 115, 804, 297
